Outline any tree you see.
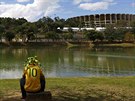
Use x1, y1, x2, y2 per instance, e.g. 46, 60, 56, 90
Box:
38, 17, 54, 33
84, 30, 97, 42
5, 31, 15, 42
131, 20, 135, 34
62, 33, 73, 40
0, 25, 5, 42
94, 31, 104, 41
26, 23, 38, 42
65, 18, 80, 27
78, 22, 85, 30
39, 17, 54, 24
124, 32, 134, 42
54, 16, 65, 31
45, 31, 60, 41
115, 28, 128, 41
16, 18, 27, 25
104, 24, 116, 42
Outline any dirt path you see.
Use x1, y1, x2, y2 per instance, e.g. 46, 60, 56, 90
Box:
1, 91, 20, 101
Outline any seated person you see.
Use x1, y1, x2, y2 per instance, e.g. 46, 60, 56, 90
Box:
20, 56, 45, 100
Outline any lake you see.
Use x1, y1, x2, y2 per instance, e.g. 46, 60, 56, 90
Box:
0, 46, 135, 79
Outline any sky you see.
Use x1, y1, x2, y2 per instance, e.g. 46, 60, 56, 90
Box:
0, 0, 135, 22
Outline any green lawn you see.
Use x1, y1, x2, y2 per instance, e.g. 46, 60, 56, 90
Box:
99, 43, 135, 47
0, 77, 135, 101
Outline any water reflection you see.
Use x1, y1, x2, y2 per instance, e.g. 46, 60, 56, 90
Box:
1, 66, 135, 79
0, 46, 135, 79
0, 69, 22, 79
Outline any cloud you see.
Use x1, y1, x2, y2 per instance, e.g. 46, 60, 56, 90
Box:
79, 2, 109, 11
131, 3, 135, 7
17, 0, 30, 3
79, 0, 116, 11
0, 0, 60, 22
102, 0, 114, 2
73, 0, 90, 5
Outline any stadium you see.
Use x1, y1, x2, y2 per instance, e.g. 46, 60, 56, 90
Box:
69, 14, 135, 28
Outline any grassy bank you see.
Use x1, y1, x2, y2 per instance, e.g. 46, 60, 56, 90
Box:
0, 77, 135, 101
97, 43, 135, 47
1, 42, 135, 48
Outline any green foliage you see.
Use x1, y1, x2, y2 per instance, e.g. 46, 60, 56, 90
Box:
39, 16, 54, 24
65, 18, 80, 27
45, 31, 60, 40
38, 16, 65, 33
62, 33, 73, 40
0, 17, 28, 42
115, 28, 128, 41
0, 17, 66, 42
104, 24, 131, 42
124, 32, 134, 41
16, 18, 27, 25
5, 31, 15, 42
54, 16, 65, 30
0, 25, 5, 40
0, 17, 134, 43
104, 24, 116, 41
84, 30, 104, 41
95, 31, 104, 41
131, 20, 135, 34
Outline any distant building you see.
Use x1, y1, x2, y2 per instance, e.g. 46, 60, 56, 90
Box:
58, 27, 105, 32
69, 14, 135, 28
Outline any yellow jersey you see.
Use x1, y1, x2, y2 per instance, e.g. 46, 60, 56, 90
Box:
23, 65, 44, 92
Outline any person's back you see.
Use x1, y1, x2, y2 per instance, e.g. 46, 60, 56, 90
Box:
24, 65, 43, 92
20, 56, 45, 101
